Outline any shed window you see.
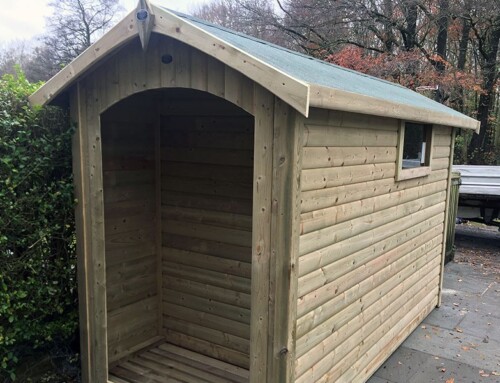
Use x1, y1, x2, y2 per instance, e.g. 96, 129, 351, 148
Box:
397, 122, 433, 181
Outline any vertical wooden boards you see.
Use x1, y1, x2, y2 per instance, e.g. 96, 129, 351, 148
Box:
70, 84, 91, 383
161, 110, 255, 369
86, 72, 109, 382
93, 35, 254, 117
150, 5, 310, 117
72, 73, 108, 382
190, 47, 208, 92
173, 39, 192, 89
267, 101, 302, 382
207, 57, 226, 99
101, 93, 159, 364
159, 35, 175, 89
248, 86, 274, 383
145, 33, 162, 91
295, 109, 451, 383
437, 126, 456, 307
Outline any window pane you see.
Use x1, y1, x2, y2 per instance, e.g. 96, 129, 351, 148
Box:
403, 123, 426, 168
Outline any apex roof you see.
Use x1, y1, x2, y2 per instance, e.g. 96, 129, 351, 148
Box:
29, 0, 480, 131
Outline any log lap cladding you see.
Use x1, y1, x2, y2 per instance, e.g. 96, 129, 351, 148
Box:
295, 110, 452, 382
161, 114, 254, 369
28, 2, 481, 382
101, 97, 159, 363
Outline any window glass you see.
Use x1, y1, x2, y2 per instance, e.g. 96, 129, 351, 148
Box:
402, 123, 430, 169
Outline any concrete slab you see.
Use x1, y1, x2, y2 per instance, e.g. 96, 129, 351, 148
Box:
402, 323, 500, 372
458, 311, 500, 343
368, 376, 396, 383
423, 304, 464, 330
442, 263, 494, 294
408, 355, 500, 383
372, 346, 429, 382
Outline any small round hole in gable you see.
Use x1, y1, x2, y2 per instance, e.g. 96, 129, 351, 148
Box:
161, 54, 173, 64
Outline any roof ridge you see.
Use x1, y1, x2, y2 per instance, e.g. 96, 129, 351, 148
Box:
162, 6, 408, 90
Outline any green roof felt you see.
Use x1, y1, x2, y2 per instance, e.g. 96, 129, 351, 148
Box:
166, 8, 468, 120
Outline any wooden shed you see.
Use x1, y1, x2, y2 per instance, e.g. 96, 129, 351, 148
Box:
29, 1, 480, 382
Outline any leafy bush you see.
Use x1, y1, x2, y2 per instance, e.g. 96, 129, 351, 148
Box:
0, 71, 78, 381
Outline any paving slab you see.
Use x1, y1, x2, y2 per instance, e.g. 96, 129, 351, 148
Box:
442, 263, 494, 294
368, 376, 395, 383
407, 354, 500, 383
423, 303, 464, 330
368, 260, 500, 383
402, 323, 500, 372
373, 346, 428, 382
458, 311, 500, 343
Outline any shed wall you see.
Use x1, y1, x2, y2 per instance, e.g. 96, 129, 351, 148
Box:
71, 30, 307, 381
101, 97, 159, 362
295, 109, 452, 382
160, 113, 254, 368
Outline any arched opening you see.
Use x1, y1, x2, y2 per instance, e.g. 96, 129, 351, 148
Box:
101, 88, 254, 382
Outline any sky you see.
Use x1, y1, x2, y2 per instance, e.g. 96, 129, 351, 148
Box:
0, 0, 209, 45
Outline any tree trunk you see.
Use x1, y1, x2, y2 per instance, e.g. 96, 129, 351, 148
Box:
436, 0, 449, 71
457, 17, 471, 70
435, 0, 449, 103
454, 13, 472, 115
468, 16, 500, 164
403, 0, 418, 50
382, 0, 397, 52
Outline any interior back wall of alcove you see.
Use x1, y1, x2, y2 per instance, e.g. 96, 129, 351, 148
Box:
159, 91, 255, 369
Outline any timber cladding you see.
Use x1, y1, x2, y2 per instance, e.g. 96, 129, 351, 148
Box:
295, 109, 452, 382
101, 97, 159, 363
160, 113, 254, 369
63, 32, 456, 382
29, 5, 474, 380
64, 30, 283, 381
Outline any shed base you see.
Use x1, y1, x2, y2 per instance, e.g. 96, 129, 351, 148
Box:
108, 342, 249, 383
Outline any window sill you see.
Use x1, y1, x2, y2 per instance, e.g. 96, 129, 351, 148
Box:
396, 166, 431, 181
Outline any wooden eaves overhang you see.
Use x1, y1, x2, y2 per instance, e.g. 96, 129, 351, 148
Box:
29, 0, 480, 132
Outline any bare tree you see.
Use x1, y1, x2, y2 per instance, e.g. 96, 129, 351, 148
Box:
193, 0, 287, 45
468, 10, 500, 163
0, 42, 33, 78
29, 0, 123, 80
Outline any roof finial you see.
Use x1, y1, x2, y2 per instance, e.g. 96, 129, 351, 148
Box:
136, 0, 154, 51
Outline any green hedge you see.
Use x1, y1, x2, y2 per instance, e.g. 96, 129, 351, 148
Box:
0, 71, 78, 381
